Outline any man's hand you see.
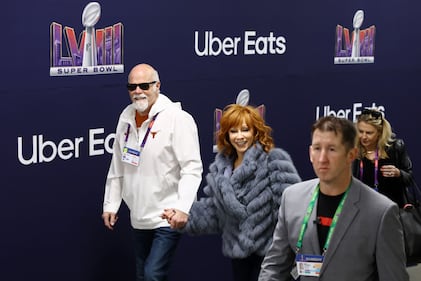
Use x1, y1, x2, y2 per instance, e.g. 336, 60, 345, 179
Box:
161, 209, 188, 229
102, 212, 118, 230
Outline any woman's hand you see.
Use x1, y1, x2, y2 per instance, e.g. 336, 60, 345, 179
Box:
161, 209, 189, 229
380, 165, 400, 178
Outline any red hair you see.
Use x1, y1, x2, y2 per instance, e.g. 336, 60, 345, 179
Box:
217, 104, 274, 157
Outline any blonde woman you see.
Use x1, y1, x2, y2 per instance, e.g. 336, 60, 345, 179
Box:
353, 108, 414, 207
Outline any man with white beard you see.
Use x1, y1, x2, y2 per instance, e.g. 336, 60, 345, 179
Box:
102, 63, 203, 281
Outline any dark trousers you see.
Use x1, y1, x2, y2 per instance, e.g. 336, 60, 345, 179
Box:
133, 227, 181, 281
231, 253, 264, 281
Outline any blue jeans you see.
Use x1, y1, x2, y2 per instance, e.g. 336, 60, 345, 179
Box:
133, 227, 181, 281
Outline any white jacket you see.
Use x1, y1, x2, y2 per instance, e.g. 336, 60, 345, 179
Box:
103, 94, 203, 229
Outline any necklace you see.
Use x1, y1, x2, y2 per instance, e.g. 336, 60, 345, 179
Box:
366, 151, 374, 154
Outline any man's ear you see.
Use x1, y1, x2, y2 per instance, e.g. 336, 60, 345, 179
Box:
309, 145, 313, 163
348, 147, 358, 163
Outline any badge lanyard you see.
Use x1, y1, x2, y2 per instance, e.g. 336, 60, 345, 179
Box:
359, 148, 379, 191
295, 183, 350, 255
125, 113, 159, 149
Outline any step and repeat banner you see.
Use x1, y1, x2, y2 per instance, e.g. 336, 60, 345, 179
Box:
2, 1, 420, 280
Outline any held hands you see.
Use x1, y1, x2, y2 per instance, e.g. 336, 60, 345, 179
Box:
102, 212, 118, 230
161, 209, 188, 229
380, 165, 400, 178
102, 209, 188, 230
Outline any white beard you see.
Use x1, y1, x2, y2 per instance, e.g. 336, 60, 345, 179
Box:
132, 94, 149, 113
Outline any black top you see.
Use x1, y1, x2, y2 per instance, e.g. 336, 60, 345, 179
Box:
352, 139, 414, 207
316, 191, 344, 252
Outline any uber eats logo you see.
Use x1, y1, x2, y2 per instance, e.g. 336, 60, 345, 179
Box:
194, 30, 287, 56
17, 128, 115, 165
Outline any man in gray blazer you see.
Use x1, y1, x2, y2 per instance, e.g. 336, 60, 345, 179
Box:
259, 116, 408, 281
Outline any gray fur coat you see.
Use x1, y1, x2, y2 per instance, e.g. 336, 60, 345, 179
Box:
183, 143, 301, 258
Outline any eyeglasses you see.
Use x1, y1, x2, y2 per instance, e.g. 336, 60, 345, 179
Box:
127, 81, 157, 91
361, 108, 382, 119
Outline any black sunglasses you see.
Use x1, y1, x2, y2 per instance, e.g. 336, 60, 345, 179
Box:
361, 108, 382, 119
127, 81, 157, 91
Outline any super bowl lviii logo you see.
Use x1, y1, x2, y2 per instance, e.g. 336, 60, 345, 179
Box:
50, 2, 124, 76
334, 10, 375, 64
213, 90, 265, 152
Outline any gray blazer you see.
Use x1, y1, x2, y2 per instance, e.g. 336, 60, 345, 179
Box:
259, 177, 409, 281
